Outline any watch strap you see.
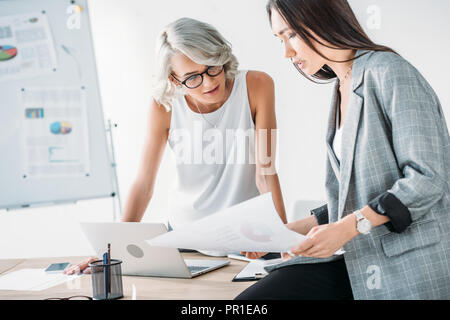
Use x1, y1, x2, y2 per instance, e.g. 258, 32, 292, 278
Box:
355, 209, 364, 221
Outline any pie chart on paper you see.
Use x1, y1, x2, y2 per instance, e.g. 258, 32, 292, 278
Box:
240, 222, 274, 243
0, 45, 18, 62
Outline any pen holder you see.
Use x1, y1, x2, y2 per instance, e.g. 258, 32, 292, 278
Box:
88, 259, 123, 300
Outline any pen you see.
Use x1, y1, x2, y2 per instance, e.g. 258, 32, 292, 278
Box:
107, 243, 111, 297
103, 252, 108, 299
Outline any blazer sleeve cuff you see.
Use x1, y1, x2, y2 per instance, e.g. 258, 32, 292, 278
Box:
368, 191, 412, 233
311, 204, 329, 225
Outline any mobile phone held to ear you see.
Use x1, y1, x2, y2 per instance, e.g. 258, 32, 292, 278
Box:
45, 262, 70, 274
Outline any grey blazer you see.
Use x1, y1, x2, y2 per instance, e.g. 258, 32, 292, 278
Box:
267, 50, 450, 300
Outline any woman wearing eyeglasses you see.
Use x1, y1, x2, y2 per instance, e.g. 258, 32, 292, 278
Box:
235, 0, 450, 300
143, 17, 286, 243
65, 17, 286, 274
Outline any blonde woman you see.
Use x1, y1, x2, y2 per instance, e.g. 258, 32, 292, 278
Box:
65, 17, 286, 274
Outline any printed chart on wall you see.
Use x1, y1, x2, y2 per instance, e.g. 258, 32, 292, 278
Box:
0, 11, 57, 81
20, 86, 91, 179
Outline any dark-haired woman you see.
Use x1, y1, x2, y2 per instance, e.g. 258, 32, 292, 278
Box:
236, 0, 450, 300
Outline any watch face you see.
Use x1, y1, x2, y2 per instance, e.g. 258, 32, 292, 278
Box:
357, 219, 372, 234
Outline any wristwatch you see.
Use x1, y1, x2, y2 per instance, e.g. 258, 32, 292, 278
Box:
355, 210, 372, 235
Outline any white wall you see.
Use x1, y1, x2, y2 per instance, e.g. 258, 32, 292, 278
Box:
1, 0, 449, 259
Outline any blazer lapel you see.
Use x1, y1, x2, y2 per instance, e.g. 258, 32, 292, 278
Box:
326, 81, 340, 178
337, 50, 372, 219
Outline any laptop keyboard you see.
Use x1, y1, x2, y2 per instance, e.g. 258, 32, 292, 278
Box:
188, 266, 209, 274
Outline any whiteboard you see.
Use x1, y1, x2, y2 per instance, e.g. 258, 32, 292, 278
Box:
0, 0, 115, 209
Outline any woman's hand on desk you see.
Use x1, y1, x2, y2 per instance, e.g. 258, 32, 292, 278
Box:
240, 252, 267, 259
63, 257, 97, 275
240, 251, 294, 261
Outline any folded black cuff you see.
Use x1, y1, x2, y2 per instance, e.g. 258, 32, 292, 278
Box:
311, 204, 329, 225
368, 191, 412, 233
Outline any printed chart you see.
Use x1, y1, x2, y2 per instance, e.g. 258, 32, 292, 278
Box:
0, 45, 17, 61
0, 12, 58, 81
20, 86, 91, 178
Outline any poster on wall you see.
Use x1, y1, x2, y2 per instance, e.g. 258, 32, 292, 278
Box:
20, 86, 91, 179
0, 11, 58, 81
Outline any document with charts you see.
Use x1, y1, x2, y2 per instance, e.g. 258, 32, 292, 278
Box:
0, 268, 81, 291
146, 193, 308, 253
20, 86, 91, 178
0, 11, 58, 81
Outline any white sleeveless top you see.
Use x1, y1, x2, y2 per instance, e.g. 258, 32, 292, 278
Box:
333, 96, 343, 162
333, 124, 343, 162
167, 70, 259, 230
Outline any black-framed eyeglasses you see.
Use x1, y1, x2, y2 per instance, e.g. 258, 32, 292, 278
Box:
45, 295, 93, 300
172, 65, 224, 89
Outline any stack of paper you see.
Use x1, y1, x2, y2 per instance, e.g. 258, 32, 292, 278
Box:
0, 269, 81, 291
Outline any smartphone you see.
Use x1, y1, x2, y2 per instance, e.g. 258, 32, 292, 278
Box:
45, 262, 70, 274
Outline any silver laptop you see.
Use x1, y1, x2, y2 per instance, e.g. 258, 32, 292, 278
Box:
79, 222, 230, 278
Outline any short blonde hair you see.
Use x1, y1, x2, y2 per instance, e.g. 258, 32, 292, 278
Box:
151, 17, 239, 110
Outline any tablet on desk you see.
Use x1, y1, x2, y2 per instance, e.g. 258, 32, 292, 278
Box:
45, 262, 70, 274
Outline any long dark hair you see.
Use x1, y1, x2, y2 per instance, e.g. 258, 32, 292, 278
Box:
267, 0, 397, 82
